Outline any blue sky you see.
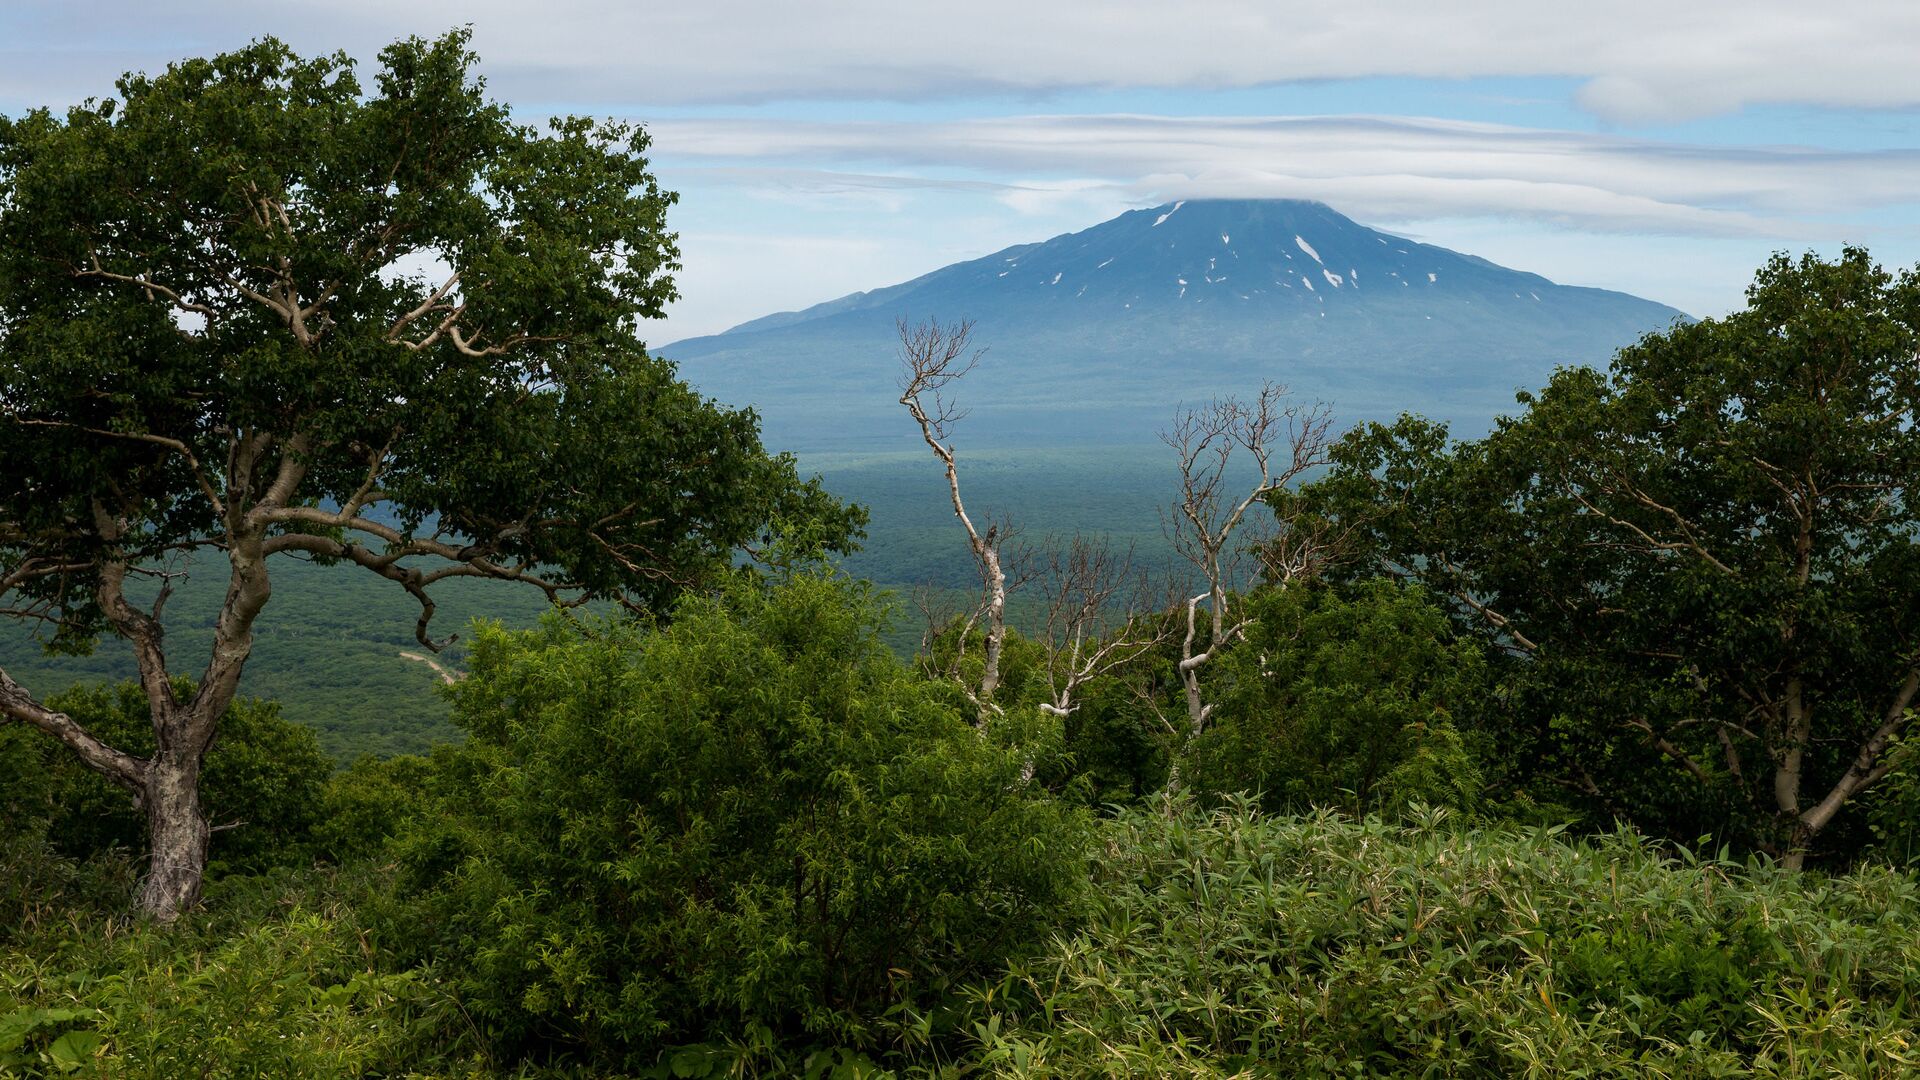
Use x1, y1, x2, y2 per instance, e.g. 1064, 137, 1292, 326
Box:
5, 1, 1919, 342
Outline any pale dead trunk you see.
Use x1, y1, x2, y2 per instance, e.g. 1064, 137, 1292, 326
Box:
978, 543, 1006, 705
896, 317, 1011, 723
1183, 677, 1207, 735
1178, 593, 1214, 735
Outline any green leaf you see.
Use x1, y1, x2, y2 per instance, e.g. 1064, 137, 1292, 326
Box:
0, 1009, 87, 1053
47, 1029, 105, 1071
669, 1047, 712, 1078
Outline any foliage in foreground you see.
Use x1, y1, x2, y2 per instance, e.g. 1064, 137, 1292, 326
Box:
0, 869, 439, 1079
380, 573, 1092, 1070
979, 799, 1920, 1078
5, 801, 1920, 1078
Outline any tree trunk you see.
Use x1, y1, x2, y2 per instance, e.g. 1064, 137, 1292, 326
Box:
978, 544, 1006, 710
135, 754, 210, 920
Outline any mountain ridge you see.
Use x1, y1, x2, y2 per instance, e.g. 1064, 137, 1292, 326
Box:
663, 199, 1687, 451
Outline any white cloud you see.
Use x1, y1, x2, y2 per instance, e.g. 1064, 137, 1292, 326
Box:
8, 3, 1914, 342
646, 115, 1920, 238
4, 2, 1920, 122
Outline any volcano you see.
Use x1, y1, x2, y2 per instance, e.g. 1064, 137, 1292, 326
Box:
661, 199, 1687, 450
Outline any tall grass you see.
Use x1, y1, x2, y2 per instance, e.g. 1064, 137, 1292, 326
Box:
975, 798, 1920, 1078
5, 802, 1918, 1077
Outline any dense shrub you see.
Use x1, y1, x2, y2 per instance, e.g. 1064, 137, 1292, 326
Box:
919, 620, 1172, 806
309, 752, 439, 865
384, 573, 1091, 1069
1184, 581, 1488, 816
0, 829, 136, 950
1862, 731, 1920, 870
977, 798, 1920, 1077
1053, 676, 1173, 804
0, 682, 332, 877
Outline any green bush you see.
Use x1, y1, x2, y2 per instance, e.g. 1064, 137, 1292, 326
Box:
976, 799, 1920, 1077
310, 752, 439, 865
1053, 676, 1173, 805
385, 573, 1091, 1070
1863, 730, 1920, 870
0, 682, 333, 877
1185, 581, 1488, 817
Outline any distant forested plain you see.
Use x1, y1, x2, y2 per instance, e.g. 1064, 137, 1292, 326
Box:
0, 556, 551, 759
0, 442, 1214, 758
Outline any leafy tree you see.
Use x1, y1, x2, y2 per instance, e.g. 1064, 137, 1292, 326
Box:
0, 681, 331, 877
1307, 248, 1920, 865
384, 574, 1089, 1069
0, 31, 859, 918
1184, 580, 1487, 817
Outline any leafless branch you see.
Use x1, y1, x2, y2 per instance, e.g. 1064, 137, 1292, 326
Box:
1161, 384, 1336, 733
1030, 535, 1172, 718
898, 317, 1009, 722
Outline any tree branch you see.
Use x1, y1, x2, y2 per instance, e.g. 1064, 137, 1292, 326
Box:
72, 253, 216, 320
0, 668, 146, 794
5, 415, 226, 517
386, 272, 462, 341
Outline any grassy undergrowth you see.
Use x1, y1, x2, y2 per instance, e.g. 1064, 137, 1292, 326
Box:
5, 801, 1918, 1078
977, 801, 1920, 1078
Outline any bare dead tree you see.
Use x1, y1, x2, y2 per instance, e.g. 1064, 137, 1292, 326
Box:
1163, 384, 1335, 734
1030, 536, 1172, 718
1255, 489, 1358, 588
898, 317, 1013, 721
910, 581, 965, 660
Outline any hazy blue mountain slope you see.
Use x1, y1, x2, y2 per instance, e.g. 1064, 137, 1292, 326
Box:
663, 199, 1687, 450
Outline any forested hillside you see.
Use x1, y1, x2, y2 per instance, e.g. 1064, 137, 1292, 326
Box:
0, 558, 551, 758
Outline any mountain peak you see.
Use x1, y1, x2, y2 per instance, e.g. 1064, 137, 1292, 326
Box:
716, 198, 1590, 337
667, 200, 1686, 450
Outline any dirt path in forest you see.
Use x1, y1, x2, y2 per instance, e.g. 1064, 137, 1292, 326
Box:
398, 650, 461, 685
